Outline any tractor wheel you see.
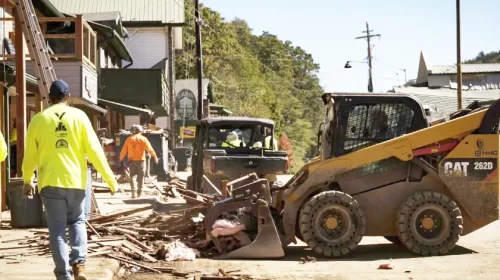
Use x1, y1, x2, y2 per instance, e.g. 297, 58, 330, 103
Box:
384, 236, 401, 244
299, 191, 365, 258
396, 191, 463, 256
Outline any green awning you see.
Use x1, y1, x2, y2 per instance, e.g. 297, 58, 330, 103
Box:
98, 98, 153, 116
84, 21, 133, 62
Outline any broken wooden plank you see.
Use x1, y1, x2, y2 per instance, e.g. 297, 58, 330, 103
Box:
85, 220, 102, 238
87, 249, 114, 257
88, 205, 153, 224
87, 237, 124, 244
122, 240, 158, 263
124, 234, 154, 252
203, 175, 222, 196
106, 254, 162, 273
108, 227, 140, 237
2, 236, 36, 243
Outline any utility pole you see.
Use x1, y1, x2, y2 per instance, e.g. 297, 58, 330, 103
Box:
355, 22, 381, 92
456, 0, 463, 109
194, 0, 204, 120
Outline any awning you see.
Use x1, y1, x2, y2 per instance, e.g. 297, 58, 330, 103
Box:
97, 98, 153, 116
84, 20, 132, 62
69, 97, 107, 114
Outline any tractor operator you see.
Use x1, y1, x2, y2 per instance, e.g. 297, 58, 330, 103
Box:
22, 80, 118, 280
119, 125, 158, 198
369, 108, 396, 139
222, 130, 246, 148
253, 127, 278, 150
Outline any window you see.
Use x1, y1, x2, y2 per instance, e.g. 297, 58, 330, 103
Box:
343, 103, 414, 153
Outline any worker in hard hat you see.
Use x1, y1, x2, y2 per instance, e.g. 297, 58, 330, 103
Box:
221, 130, 245, 148
22, 79, 118, 280
119, 125, 158, 198
263, 127, 278, 150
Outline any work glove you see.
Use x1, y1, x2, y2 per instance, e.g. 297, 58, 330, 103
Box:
154, 157, 159, 165
23, 182, 35, 197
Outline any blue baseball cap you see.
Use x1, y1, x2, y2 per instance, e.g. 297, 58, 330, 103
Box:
49, 79, 69, 97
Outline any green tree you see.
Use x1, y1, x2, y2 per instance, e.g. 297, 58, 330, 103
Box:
176, 0, 325, 172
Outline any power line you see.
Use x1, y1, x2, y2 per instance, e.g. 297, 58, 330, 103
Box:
355, 22, 381, 92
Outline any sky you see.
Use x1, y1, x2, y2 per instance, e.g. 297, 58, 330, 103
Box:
201, 0, 500, 93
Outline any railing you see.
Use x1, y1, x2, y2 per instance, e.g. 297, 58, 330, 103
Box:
0, 15, 97, 70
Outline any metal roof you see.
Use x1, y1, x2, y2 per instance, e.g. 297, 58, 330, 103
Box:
201, 117, 275, 126
429, 63, 500, 75
82, 11, 122, 22
47, 0, 185, 25
393, 86, 500, 118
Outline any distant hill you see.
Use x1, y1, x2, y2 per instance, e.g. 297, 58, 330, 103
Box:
465, 51, 500, 63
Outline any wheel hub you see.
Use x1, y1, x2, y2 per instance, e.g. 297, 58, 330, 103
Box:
422, 217, 435, 230
325, 217, 338, 229
412, 206, 449, 245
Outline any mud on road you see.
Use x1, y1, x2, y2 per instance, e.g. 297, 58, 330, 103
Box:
119, 221, 500, 280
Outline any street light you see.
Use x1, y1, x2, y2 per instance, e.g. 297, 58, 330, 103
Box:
344, 60, 367, 69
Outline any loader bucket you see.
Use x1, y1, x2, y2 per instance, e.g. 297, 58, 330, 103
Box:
214, 200, 285, 259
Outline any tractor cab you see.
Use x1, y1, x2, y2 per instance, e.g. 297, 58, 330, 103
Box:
318, 92, 429, 159
188, 117, 288, 193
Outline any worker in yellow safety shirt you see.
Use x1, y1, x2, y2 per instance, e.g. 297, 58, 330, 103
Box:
22, 80, 118, 280
0, 130, 7, 162
221, 131, 245, 148
253, 128, 278, 150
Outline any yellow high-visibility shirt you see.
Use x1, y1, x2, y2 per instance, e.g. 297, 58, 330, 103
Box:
264, 136, 278, 151
221, 139, 245, 148
0, 131, 7, 162
9, 128, 16, 145
22, 103, 118, 193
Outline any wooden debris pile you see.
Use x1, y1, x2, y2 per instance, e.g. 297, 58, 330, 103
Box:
1, 176, 260, 279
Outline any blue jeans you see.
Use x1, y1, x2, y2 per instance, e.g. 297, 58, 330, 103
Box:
40, 187, 87, 280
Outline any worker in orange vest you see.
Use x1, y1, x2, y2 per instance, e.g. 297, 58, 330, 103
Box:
119, 125, 159, 198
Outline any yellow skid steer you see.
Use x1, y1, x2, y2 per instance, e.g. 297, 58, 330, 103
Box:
204, 92, 499, 258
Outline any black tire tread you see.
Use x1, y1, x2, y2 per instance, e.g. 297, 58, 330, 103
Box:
396, 191, 463, 256
299, 191, 365, 258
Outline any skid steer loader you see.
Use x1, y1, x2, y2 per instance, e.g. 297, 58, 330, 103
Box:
205, 92, 499, 258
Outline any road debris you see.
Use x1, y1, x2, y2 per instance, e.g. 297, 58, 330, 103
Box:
299, 256, 317, 264
378, 262, 395, 269
1, 174, 260, 279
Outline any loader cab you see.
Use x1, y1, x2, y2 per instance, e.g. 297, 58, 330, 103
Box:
320, 92, 429, 159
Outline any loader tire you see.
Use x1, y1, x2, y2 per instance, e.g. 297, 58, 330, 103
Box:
396, 191, 463, 256
299, 191, 365, 258
384, 236, 401, 244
